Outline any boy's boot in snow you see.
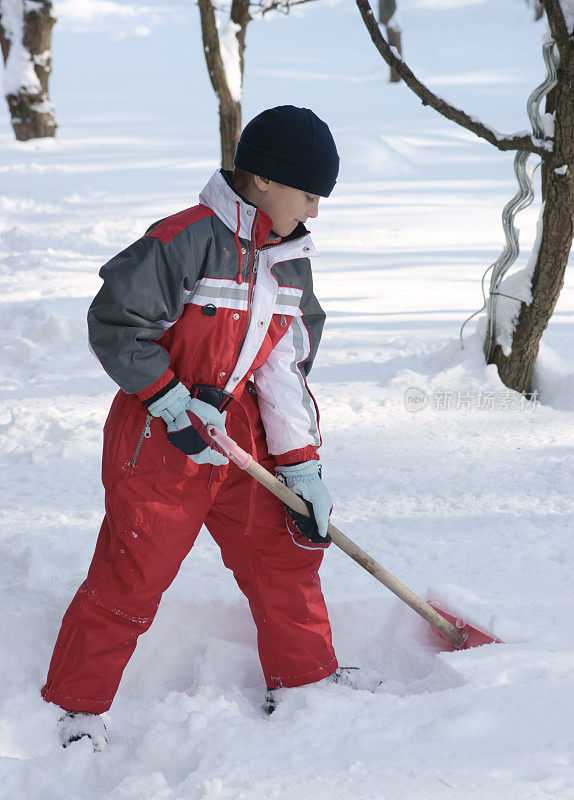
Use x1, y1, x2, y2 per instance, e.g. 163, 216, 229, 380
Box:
264, 667, 383, 714
59, 711, 108, 751
329, 666, 383, 692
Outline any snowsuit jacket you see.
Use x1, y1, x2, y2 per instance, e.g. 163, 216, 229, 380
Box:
87, 169, 325, 466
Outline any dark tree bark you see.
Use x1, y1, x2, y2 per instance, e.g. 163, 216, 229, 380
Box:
541, 83, 557, 200
356, 0, 574, 395
379, 0, 401, 83
0, 0, 57, 141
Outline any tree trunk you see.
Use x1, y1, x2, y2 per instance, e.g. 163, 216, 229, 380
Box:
357, 0, 572, 395
198, 0, 249, 170
379, 0, 401, 83
0, 0, 57, 141
490, 48, 574, 393
541, 83, 557, 200
219, 96, 242, 170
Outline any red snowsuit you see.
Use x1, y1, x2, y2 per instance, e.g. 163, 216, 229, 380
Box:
42, 170, 337, 713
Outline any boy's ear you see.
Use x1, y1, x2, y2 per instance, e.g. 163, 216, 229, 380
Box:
253, 174, 271, 192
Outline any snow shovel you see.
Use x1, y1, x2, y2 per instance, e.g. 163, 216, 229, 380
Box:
206, 427, 502, 651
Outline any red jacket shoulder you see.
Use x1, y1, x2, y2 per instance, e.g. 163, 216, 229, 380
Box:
146, 204, 214, 245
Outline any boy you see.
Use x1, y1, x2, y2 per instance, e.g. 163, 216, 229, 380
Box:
42, 106, 346, 750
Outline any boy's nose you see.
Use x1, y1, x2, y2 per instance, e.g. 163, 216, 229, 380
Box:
308, 199, 320, 218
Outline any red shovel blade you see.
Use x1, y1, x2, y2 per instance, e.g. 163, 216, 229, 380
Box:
427, 601, 504, 650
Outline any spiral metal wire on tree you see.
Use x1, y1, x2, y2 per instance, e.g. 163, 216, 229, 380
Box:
459, 41, 558, 359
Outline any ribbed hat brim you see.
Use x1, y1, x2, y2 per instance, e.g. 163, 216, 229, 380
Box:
234, 142, 338, 198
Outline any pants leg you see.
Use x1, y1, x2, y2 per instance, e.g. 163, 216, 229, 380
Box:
42, 388, 337, 711
205, 391, 337, 689
42, 392, 221, 712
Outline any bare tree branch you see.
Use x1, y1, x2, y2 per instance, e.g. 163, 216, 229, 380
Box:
524, 0, 545, 22
356, 0, 551, 158
252, 0, 320, 17
231, 0, 250, 78
542, 0, 571, 51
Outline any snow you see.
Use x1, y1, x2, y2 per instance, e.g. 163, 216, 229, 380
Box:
559, 0, 574, 32
32, 50, 52, 68
494, 203, 544, 357
218, 19, 242, 103
1, 1, 574, 798
1, 0, 42, 96
384, 7, 402, 32
541, 110, 555, 139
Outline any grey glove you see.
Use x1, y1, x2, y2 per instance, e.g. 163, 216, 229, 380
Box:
147, 382, 228, 466
276, 461, 333, 541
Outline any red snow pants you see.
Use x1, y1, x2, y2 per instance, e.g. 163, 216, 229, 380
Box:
42, 386, 337, 713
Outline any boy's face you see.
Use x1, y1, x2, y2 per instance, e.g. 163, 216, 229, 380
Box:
253, 178, 320, 238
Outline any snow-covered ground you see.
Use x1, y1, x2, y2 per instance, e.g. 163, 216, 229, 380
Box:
1, 0, 574, 798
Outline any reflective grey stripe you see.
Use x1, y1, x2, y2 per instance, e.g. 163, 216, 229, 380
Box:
276, 293, 301, 309
289, 318, 320, 446
189, 285, 250, 303
88, 168, 319, 399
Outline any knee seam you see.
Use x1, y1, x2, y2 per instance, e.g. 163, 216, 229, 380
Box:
88, 589, 156, 626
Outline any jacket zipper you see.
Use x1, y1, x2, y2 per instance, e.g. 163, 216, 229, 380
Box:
128, 413, 152, 468
241, 248, 259, 348
246, 249, 259, 328
236, 241, 260, 357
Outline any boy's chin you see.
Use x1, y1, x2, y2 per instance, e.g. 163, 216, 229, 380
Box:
272, 221, 298, 238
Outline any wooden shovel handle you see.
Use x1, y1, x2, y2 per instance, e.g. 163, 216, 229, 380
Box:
208, 427, 465, 648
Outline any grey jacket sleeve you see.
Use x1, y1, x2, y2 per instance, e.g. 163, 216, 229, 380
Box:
298, 264, 326, 376
87, 233, 195, 395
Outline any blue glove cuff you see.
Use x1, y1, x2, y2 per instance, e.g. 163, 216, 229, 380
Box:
275, 461, 321, 485
147, 382, 191, 424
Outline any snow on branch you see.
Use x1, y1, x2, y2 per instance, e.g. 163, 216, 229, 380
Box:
543, 0, 572, 50
0, 0, 43, 96
198, 0, 236, 105
219, 19, 242, 102
356, 0, 552, 159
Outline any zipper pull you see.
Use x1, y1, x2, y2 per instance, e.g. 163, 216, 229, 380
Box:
127, 413, 153, 469
280, 314, 287, 327
144, 413, 152, 437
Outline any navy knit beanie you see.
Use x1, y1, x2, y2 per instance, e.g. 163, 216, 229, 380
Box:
234, 106, 339, 198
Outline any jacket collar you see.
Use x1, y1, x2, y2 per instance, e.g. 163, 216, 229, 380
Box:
198, 169, 316, 256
